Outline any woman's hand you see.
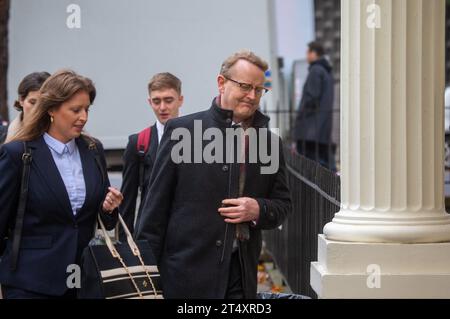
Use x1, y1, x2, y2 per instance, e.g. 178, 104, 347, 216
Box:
102, 187, 123, 214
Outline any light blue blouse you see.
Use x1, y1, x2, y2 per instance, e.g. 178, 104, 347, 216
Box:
43, 133, 86, 216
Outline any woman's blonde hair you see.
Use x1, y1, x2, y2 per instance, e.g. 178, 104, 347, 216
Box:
8, 69, 96, 142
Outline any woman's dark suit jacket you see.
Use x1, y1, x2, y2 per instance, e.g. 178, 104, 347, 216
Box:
0, 135, 117, 296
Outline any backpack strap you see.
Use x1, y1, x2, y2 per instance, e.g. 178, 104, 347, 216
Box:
136, 127, 152, 191
137, 127, 151, 155
10, 142, 32, 271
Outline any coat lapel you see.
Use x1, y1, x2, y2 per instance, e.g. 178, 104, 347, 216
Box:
28, 137, 73, 220
76, 137, 97, 217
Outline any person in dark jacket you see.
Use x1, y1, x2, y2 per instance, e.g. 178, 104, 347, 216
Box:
136, 50, 292, 299
119, 73, 183, 239
294, 41, 336, 171
0, 70, 122, 299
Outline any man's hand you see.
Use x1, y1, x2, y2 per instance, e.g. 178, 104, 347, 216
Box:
218, 197, 260, 224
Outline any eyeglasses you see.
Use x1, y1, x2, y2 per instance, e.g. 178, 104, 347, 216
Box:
223, 76, 269, 96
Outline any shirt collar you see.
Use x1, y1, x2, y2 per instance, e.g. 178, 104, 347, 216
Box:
210, 96, 267, 129
43, 133, 76, 155
156, 120, 165, 141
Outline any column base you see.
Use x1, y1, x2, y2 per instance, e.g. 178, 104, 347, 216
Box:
324, 210, 450, 243
310, 235, 450, 298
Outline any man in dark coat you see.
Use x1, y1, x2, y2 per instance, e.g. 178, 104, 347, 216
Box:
294, 41, 336, 171
136, 50, 292, 299
119, 73, 183, 239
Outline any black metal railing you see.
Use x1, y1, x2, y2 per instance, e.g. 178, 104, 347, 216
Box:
261, 106, 341, 170
263, 145, 340, 298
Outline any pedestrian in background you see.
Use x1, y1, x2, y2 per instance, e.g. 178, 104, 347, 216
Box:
6, 71, 50, 142
294, 41, 336, 171
119, 72, 183, 240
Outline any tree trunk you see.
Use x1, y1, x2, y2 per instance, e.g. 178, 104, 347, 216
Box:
0, 0, 10, 122
446, 1, 450, 85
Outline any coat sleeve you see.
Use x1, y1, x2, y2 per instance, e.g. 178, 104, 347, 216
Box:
118, 135, 140, 234
255, 137, 292, 230
300, 66, 323, 111
95, 140, 118, 231
135, 121, 177, 263
0, 144, 21, 241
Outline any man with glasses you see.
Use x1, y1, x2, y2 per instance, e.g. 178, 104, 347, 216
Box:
136, 50, 292, 299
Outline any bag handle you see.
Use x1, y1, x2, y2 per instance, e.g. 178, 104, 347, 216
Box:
97, 214, 141, 259
85, 134, 159, 298
97, 214, 159, 298
97, 216, 144, 298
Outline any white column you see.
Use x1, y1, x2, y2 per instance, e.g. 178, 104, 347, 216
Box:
311, 0, 450, 298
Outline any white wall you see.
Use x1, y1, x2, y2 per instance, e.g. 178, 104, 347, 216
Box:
271, 0, 315, 137
274, 0, 315, 77
8, 0, 277, 149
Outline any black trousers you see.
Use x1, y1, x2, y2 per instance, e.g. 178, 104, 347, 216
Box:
1, 285, 77, 299
225, 250, 244, 299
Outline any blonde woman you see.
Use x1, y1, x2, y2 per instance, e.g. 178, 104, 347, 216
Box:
0, 70, 123, 299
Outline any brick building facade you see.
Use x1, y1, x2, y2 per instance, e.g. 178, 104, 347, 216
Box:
315, 0, 450, 85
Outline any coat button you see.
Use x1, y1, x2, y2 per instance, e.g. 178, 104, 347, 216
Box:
226, 118, 232, 124
216, 240, 223, 247
222, 165, 229, 172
